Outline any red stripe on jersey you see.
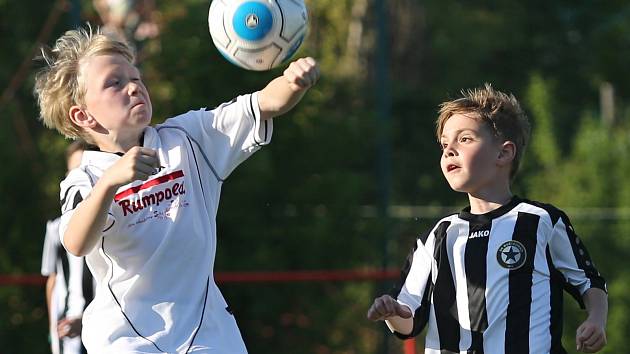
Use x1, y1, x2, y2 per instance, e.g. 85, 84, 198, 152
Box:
114, 170, 185, 201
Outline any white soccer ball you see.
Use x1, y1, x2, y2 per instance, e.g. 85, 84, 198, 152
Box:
208, 0, 308, 71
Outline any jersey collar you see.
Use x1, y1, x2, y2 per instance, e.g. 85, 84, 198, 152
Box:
459, 196, 522, 223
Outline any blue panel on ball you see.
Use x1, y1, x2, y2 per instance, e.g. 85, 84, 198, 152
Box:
232, 2, 273, 41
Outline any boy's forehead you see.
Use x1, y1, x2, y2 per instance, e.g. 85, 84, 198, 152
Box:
442, 113, 484, 133
80, 53, 137, 77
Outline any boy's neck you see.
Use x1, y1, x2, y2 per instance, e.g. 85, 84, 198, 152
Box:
91, 131, 144, 154
467, 190, 513, 215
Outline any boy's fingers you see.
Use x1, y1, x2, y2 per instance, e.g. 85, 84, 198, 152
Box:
137, 163, 158, 177
309, 67, 320, 85
396, 304, 413, 319
294, 57, 315, 67
577, 326, 594, 341
285, 60, 318, 88
367, 304, 384, 321
366, 307, 376, 320
582, 332, 601, 348
304, 57, 316, 66
383, 299, 396, 316
137, 154, 160, 169
284, 69, 300, 86
138, 147, 158, 157
296, 58, 317, 77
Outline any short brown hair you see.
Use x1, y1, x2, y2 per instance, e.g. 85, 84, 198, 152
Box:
33, 25, 135, 141
436, 83, 531, 179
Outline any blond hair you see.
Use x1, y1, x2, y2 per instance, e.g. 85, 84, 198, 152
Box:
33, 25, 135, 140
436, 83, 531, 179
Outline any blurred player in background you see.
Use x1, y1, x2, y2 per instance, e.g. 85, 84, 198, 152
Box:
41, 140, 93, 354
93, 0, 159, 49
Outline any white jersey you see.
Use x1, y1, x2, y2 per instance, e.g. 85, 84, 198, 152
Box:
59, 93, 272, 353
389, 197, 606, 354
41, 218, 93, 354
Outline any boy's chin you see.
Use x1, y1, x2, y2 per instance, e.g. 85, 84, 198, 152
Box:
445, 179, 463, 191
448, 183, 470, 194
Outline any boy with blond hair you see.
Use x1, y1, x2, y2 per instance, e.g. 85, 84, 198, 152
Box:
367, 84, 608, 353
34, 25, 319, 353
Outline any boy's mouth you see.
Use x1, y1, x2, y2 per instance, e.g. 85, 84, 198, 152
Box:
131, 100, 146, 108
446, 164, 459, 172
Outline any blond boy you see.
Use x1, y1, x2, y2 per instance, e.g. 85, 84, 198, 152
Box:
34, 26, 319, 353
367, 85, 608, 354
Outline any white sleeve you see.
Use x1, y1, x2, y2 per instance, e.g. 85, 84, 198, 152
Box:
65, 254, 87, 317
163, 92, 273, 179
385, 220, 446, 339
40, 219, 61, 276
395, 236, 434, 313
59, 169, 117, 250
549, 213, 607, 296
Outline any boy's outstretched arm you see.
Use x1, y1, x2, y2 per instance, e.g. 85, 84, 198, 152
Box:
258, 57, 319, 120
576, 288, 608, 353
367, 294, 414, 336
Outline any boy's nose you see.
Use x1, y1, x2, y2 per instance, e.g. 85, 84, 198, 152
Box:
128, 82, 140, 95
443, 146, 457, 157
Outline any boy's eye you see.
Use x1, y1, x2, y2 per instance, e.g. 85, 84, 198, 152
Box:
440, 143, 447, 150
107, 79, 121, 87
460, 136, 471, 143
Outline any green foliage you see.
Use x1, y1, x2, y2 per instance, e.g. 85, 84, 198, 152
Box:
525, 74, 559, 169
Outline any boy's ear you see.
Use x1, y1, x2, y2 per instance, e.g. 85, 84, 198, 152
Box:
497, 141, 516, 167
69, 105, 97, 128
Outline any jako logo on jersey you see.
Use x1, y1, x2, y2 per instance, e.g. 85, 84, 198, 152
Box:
469, 230, 490, 239
496, 240, 527, 269
114, 170, 186, 216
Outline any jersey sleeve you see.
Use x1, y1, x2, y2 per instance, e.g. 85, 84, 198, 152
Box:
40, 219, 61, 276
548, 211, 607, 307
65, 254, 88, 317
163, 92, 273, 180
59, 169, 117, 251
387, 223, 441, 339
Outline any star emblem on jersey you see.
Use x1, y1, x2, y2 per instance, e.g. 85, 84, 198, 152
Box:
496, 240, 527, 269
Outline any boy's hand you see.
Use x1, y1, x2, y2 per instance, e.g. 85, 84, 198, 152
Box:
102, 147, 160, 187
57, 317, 82, 338
283, 57, 319, 92
576, 319, 607, 352
367, 295, 413, 321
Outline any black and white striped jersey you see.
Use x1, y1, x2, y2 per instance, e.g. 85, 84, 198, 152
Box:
390, 197, 606, 354
41, 218, 93, 354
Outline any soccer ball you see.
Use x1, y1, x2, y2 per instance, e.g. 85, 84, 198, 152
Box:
208, 0, 308, 71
